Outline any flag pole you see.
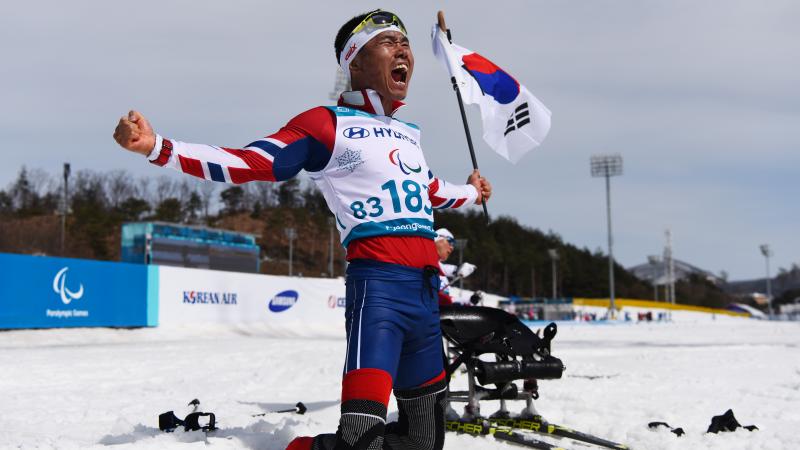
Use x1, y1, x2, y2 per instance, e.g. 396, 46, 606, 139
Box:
438, 10, 490, 224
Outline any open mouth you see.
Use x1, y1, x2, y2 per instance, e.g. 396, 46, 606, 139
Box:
390, 64, 408, 86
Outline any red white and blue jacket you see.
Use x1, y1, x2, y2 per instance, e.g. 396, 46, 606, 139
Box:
147, 89, 478, 268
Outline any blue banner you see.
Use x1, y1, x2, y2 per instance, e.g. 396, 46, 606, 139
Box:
0, 253, 153, 329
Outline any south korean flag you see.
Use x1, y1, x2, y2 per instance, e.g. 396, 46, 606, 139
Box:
432, 25, 551, 163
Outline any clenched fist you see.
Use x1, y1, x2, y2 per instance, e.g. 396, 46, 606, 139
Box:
113, 110, 156, 156
467, 169, 492, 204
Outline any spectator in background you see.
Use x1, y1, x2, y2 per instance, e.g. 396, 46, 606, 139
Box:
434, 228, 477, 306
435, 228, 457, 306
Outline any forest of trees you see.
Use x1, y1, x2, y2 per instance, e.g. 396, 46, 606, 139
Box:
0, 166, 754, 308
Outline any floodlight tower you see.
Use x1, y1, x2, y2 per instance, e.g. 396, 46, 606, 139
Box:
664, 229, 676, 306
590, 154, 623, 315
760, 244, 773, 317
285, 228, 297, 276
548, 249, 560, 299
647, 255, 661, 301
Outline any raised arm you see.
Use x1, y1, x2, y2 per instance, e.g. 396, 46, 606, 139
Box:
427, 169, 491, 209
113, 108, 336, 183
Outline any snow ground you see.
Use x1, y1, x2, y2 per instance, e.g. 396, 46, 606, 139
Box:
1, 319, 799, 450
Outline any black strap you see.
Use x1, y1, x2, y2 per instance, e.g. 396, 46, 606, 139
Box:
422, 265, 439, 299
184, 412, 216, 432
158, 411, 183, 432
158, 410, 216, 432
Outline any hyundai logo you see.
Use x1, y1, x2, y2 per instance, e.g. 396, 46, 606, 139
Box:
343, 127, 370, 139
269, 290, 299, 313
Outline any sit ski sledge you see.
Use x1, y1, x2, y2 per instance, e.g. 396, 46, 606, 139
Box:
440, 305, 630, 449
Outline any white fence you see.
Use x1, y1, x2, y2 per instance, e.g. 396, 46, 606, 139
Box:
157, 266, 348, 337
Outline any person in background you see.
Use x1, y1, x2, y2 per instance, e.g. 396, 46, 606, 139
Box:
434, 228, 476, 306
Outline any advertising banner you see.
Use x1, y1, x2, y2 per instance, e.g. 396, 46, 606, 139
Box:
157, 266, 347, 337
0, 253, 152, 329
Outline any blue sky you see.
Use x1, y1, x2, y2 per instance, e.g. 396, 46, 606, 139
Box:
1, 0, 797, 280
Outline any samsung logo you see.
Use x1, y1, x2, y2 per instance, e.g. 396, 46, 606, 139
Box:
269, 290, 299, 312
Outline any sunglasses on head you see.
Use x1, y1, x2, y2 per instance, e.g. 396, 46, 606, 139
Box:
349, 10, 407, 39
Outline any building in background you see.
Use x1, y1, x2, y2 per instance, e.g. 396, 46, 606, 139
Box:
121, 222, 260, 273
629, 258, 720, 287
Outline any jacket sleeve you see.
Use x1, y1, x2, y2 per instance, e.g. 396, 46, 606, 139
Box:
426, 170, 479, 209
146, 107, 336, 183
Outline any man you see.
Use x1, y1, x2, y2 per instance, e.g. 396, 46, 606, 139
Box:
434, 228, 456, 306
113, 10, 491, 450
434, 228, 476, 306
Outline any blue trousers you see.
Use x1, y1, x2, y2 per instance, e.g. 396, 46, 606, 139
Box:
344, 259, 443, 390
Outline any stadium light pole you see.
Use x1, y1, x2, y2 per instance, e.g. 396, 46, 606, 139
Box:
665, 229, 676, 306
647, 255, 661, 301
285, 228, 297, 276
548, 249, 559, 299
591, 154, 623, 316
760, 244, 773, 318
454, 238, 468, 289
60, 163, 70, 256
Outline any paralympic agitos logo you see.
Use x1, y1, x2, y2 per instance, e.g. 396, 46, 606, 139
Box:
53, 267, 84, 305
389, 148, 421, 175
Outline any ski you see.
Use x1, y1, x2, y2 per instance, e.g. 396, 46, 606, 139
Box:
446, 419, 568, 450
483, 416, 629, 450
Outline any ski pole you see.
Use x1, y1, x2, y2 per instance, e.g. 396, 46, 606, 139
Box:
252, 401, 307, 417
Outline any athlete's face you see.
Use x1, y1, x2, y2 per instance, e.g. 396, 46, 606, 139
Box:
350, 31, 413, 102
435, 238, 453, 262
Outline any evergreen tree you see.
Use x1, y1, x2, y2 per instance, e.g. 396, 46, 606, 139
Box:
185, 192, 202, 222
10, 167, 34, 214
117, 197, 150, 222
220, 186, 244, 214
277, 178, 301, 207
303, 185, 328, 214
0, 191, 12, 214
154, 198, 184, 223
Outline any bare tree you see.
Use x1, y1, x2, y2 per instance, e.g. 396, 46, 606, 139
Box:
243, 182, 273, 210
177, 180, 194, 205
27, 168, 56, 198
135, 176, 153, 204
197, 180, 217, 219
9, 167, 59, 211
250, 182, 277, 208
70, 170, 108, 207
105, 170, 136, 208
153, 175, 178, 204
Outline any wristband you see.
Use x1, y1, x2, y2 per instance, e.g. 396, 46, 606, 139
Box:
149, 135, 173, 167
